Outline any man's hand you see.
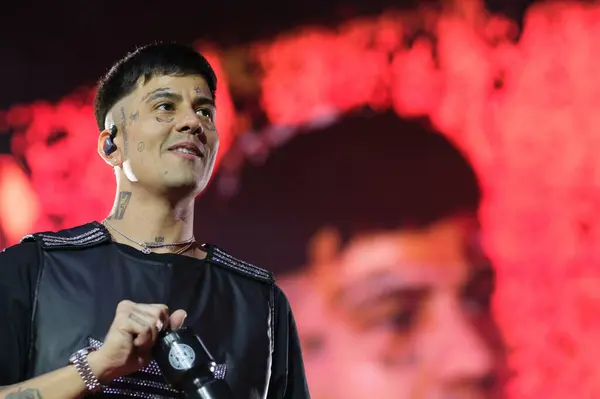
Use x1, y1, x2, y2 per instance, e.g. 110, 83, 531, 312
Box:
87, 300, 187, 382
0, 302, 186, 399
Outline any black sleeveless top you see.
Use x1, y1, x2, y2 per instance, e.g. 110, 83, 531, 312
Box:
0, 222, 310, 399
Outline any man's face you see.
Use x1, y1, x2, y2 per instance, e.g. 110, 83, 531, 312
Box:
104, 74, 219, 196
292, 218, 505, 399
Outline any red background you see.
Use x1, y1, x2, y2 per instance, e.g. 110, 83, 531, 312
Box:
2, 2, 600, 397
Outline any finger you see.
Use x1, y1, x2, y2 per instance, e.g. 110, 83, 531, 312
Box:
169, 309, 188, 330
115, 299, 135, 317
129, 309, 166, 345
136, 304, 170, 331
126, 312, 155, 349
112, 303, 168, 350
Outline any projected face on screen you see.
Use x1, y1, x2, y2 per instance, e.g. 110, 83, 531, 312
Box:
281, 216, 505, 399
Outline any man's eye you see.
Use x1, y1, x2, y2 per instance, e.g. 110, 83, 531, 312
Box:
197, 108, 213, 119
462, 268, 495, 316
157, 103, 175, 111
381, 309, 418, 332
360, 303, 419, 334
347, 288, 427, 334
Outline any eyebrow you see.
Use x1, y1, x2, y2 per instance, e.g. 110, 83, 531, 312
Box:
143, 89, 182, 104
193, 96, 216, 109
337, 289, 431, 325
335, 276, 430, 310
141, 87, 172, 102
141, 87, 216, 108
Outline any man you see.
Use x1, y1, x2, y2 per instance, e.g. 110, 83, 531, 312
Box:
200, 112, 507, 398
0, 43, 309, 399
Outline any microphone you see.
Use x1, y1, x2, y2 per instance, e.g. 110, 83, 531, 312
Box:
152, 326, 233, 399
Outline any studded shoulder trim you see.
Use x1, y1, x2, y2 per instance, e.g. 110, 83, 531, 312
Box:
204, 244, 275, 284
20, 221, 111, 250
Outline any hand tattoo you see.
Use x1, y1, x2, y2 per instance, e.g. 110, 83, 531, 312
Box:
128, 313, 151, 329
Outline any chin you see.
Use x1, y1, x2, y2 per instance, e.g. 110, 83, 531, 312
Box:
169, 178, 210, 197
161, 179, 196, 197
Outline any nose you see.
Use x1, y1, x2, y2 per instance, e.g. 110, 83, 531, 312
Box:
175, 111, 206, 142
428, 296, 495, 386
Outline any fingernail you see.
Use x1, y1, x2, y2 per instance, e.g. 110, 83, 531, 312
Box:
181, 312, 188, 327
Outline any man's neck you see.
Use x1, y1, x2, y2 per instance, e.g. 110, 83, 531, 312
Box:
104, 189, 196, 251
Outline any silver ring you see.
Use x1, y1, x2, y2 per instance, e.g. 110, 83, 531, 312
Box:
156, 319, 164, 332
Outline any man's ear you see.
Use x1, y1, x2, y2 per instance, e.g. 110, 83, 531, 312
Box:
97, 126, 123, 166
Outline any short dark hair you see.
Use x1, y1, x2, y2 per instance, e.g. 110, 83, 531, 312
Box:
197, 111, 481, 274
93, 42, 217, 131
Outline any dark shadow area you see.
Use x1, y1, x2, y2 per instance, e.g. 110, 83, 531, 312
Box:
0, 0, 537, 110
196, 110, 481, 274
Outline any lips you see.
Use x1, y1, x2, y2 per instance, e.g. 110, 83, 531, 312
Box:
167, 142, 204, 158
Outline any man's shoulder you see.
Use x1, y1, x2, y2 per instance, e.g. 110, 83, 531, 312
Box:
0, 235, 43, 282
0, 239, 40, 264
204, 244, 276, 285
19, 221, 111, 250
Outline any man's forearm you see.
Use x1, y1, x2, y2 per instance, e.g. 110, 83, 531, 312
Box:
0, 352, 108, 399
0, 365, 86, 399
0, 363, 91, 399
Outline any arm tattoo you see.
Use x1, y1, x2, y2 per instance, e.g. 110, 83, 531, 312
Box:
109, 191, 132, 220
120, 107, 129, 155
6, 388, 43, 399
